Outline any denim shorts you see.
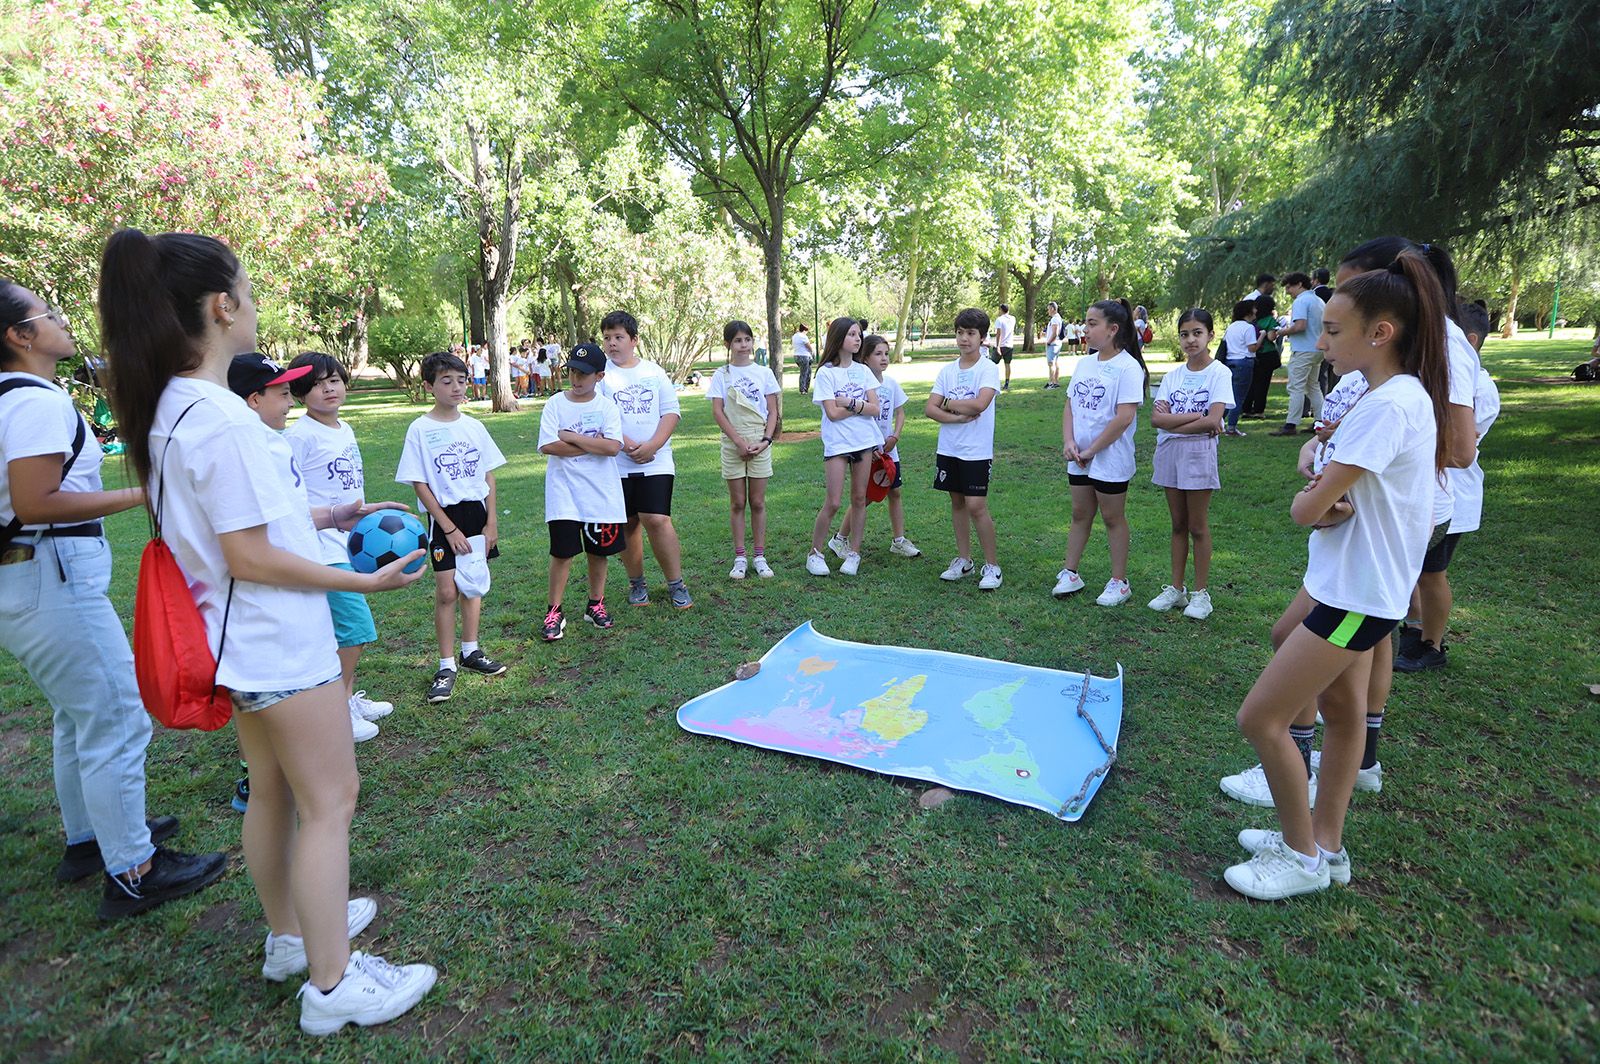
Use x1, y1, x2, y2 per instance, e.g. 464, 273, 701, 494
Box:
230, 674, 341, 714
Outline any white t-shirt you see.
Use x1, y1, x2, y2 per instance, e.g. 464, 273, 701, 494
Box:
285, 414, 364, 565
930, 356, 1001, 461
1045, 314, 1064, 345
468, 353, 487, 378
1306, 373, 1437, 619
0, 373, 101, 531
1430, 321, 1481, 526
1222, 320, 1257, 363
394, 412, 507, 507
1287, 290, 1324, 353
707, 363, 781, 423
1447, 365, 1501, 534
812, 362, 884, 457
994, 314, 1017, 348
792, 333, 813, 359
544, 343, 561, 364
538, 391, 626, 523
601, 357, 679, 478
148, 376, 338, 692
1066, 351, 1145, 482
1153, 361, 1234, 444
870, 374, 908, 462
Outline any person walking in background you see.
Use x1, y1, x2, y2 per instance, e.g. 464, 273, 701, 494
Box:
792, 324, 815, 394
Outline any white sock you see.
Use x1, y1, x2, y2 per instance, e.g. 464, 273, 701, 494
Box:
1317, 843, 1345, 862
438, 657, 455, 673
461, 641, 479, 656
1292, 846, 1323, 872
269, 931, 302, 948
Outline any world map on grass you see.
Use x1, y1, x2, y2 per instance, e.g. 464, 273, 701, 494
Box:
677, 622, 1124, 821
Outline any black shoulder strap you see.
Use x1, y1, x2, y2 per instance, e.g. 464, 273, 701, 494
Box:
0, 378, 91, 544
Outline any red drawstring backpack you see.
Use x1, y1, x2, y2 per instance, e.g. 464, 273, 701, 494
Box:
133, 400, 234, 730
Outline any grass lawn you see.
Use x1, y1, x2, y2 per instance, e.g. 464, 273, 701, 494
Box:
2, 333, 1596, 1060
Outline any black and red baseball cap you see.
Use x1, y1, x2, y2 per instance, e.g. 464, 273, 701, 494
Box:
228, 353, 313, 399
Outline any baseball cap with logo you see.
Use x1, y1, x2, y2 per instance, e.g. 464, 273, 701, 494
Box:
565, 343, 607, 376
228, 353, 313, 399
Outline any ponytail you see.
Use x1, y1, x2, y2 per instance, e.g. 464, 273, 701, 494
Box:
1337, 249, 1452, 474
98, 229, 240, 487
1340, 236, 1460, 323
1091, 298, 1148, 389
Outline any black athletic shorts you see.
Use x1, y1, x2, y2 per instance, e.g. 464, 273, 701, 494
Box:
1421, 530, 1463, 573
1067, 472, 1130, 495
998, 346, 1014, 363
429, 499, 500, 572
933, 453, 991, 497
1302, 600, 1400, 652
548, 519, 628, 560
824, 447, 872, 465
620, 473, 674, 518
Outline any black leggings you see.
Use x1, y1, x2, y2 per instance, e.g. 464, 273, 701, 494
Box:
1245, 353, 1280, 416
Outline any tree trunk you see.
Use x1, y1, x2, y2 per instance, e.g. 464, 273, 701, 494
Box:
892, 218, 922, 363
1018, 278, 1040, 352
1097, 270, 1111, 301
349, 306, 370, 375
763, 208, 785, 387
559, 262, 578, 346
995, 249, 1011, 308
1502, 261, 1520, 338
467, 277, 486, 345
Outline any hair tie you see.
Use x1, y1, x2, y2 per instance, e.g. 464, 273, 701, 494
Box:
1419, 242, 1432, 255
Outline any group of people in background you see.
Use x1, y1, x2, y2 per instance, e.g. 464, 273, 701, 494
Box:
0, 224, 1499, 1039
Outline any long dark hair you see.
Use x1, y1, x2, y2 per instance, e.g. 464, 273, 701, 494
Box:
1340, 237, 1459, 321
1337, 249, 1452, 473
99, 230, 241, 487
1090, 299, 1149, 388
0, 279, 36, 369
820, 316, 858, 367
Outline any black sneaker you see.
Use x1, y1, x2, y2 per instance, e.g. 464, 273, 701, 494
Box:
540, 605, 566, 642
1395, 640, 1448, 673
427, 667, 457, 703
1395, 623, 1424, 659
458, 649, 507, 676
584, 601, 614, 630
97, 847, 227, 920
57, 815, 180, 883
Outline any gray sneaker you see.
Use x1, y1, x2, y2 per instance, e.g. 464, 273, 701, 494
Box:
669, 582, 693, 609
627, 578, 650, 607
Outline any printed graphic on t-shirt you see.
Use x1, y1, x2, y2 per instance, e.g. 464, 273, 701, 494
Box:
327, 443, 363, 491
287, 454, 303, 489
609, 380, 658, 417
1164, 386, 1213, 414
833, 377, 870, 404
946, 370, 978, 401
574, 409, 606, 437
1321, 381, 1368, 425
1071, 377, 1109, 410
425, 427, 482, 480
730, 375, 766, 405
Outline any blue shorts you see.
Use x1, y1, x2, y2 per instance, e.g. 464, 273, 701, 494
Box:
1045, 343, 1061, 364
473, 375, 486, 386
231, 674, 340, 714
327, 562, 378, 648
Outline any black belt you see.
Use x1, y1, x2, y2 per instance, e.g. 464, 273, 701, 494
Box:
41, 523, 104, 538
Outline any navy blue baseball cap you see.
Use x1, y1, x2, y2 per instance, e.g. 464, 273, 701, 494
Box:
566, 343, 607, 375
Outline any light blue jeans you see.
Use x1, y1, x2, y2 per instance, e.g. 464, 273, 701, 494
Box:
1226, 358, 1255, 431
0, 536, 154, 875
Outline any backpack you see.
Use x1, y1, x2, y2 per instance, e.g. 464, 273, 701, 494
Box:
0, 378, 87, 546
132, 400, 234, 731
1140, 324, 1154, 345
1574, 363, 1597, 382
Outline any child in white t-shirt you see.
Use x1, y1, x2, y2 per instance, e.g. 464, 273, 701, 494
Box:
395, 351, 508, 704
284, 352, 395, 733
1055, 300, 1148, 606
835, 334, 919, 560
1147, 309, 1233, 619
1224, 250, 1451, 902
707, 320, 780, 579
537, 343, 626, 641
467, 347, 488, 402
925, 308, 1002, 589
806, 317, 881, 577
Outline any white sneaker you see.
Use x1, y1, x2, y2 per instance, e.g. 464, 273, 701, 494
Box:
840, 551, 862, 576
827, 533, 849, 559
1219, 762, 1317, 808
297, 950, 438, 1035
1147, 584, 1188, 612
806, 550, 830, 577
752, 556, 774, 578
1183, 589, 1214, 619
978, 563, 1003, 590
1095, 579, 1131, 607
1052, 568, 1085, 597
349, 691, 393, 722
263, 898, 380, 981
349, 703, 378, 743
728, 557, 748, 580
1309, 752, 1383, 793
1223, 840, 1330, 900
890, 536, 921, 558
939, 557, 974, 581
1238, 831, 1351, 885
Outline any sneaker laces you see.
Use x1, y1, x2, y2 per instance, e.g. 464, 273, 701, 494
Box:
1248, 844, 1302, 882
354, 951, 406, 989
544, 606, 562, 626
590, 602, 610, 623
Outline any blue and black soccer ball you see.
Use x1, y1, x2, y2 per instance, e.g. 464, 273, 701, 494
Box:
347, 511, 428, 574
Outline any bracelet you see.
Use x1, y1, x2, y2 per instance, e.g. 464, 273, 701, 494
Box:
440, 525, 458, 535
761, 435, 772, 443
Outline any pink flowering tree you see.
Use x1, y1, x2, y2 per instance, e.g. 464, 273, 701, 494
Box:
0, 0, 387, 355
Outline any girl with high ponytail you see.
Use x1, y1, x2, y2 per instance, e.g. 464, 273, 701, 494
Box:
1220, 247, 1450, 902
99, 230, 437, 1034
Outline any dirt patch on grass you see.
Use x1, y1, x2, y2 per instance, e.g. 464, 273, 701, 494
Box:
869, 976, 939, 1030
778, 430, 820, 443
931, 1004, 996, 1063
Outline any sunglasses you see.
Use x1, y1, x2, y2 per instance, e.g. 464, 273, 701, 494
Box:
16, 306, 68, 328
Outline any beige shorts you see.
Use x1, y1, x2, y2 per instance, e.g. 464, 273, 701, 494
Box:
720, 388, 773, 479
